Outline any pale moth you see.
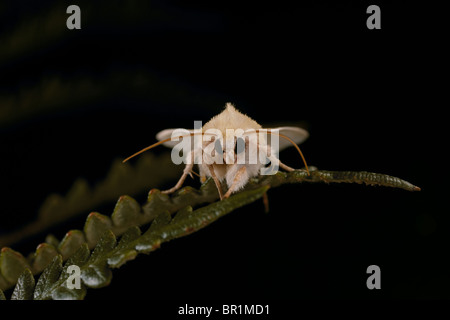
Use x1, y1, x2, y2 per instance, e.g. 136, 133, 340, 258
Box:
123, 103, 309, 200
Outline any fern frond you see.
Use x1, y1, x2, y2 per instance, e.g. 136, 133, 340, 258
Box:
0, 153, 181, 248
1, 186, 268, 299
0, 167, 419, 298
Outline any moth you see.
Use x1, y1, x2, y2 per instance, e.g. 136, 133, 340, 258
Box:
123, 103, 309, 200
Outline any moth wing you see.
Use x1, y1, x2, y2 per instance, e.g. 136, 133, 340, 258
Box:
267, 126, 309, 151
156, 128, 195, 148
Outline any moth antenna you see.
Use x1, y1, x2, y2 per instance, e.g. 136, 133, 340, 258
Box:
258, 130, 310, 175
122, 132, 203, 163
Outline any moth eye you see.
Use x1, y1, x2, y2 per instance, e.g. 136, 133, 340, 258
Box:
215, 139, 223, 154
235, 137, 246, 154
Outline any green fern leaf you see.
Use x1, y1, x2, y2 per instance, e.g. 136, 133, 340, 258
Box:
0, 167, 419, 299
0, 248, 31, 287
11, 269, 35, 300
33, 255, 63, 300
0, 153, 181, 249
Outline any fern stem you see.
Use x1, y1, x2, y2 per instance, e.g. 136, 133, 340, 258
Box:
254, 169, 420, 192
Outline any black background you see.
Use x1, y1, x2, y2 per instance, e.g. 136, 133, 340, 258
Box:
0, 0, 447, 300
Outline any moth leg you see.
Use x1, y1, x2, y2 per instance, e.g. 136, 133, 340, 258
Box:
161, 150, 194, 194
208, 166, 224, 199
262, 191, 269, 213
279, 161, 295, 172
207, 165, 224, 200
279, 160, 310, 173
223, 166, 247, 199
198, 164, 207, 183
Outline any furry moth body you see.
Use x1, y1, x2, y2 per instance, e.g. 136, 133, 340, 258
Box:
124, 103, 309, 200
